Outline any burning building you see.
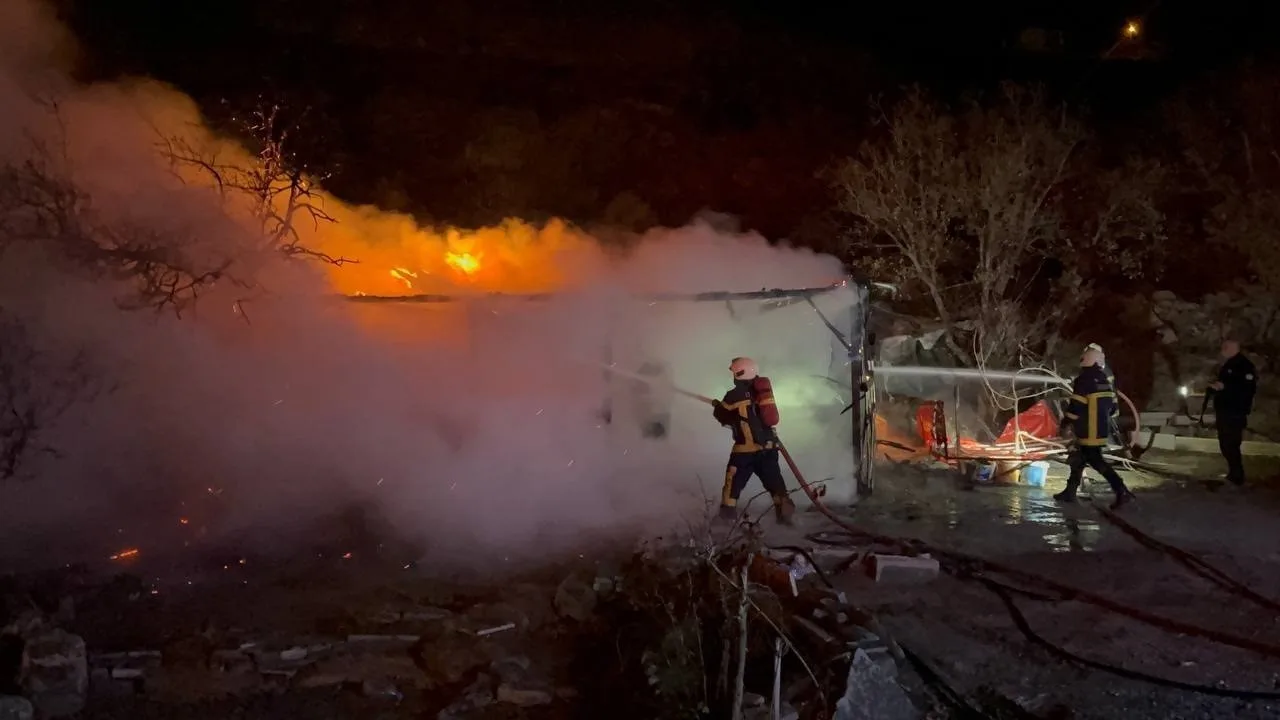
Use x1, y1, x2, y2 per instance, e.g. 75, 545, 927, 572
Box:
345, 272, 872, 506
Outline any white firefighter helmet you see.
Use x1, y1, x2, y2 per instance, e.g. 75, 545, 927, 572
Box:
729, 357, 759, 381
1080, 346, 1104, 368
1082, 342, 1106, 367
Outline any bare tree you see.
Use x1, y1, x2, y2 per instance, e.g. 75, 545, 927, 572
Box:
158, 103, 357, 267
0, 139, 236, 314
0, 309, 100, 480
833, 85, 1165, 369
0, 98, 359, 479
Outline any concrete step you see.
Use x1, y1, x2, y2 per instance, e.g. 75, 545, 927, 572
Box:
1134, 430, 1280, 457
1138, 411, 1213, 428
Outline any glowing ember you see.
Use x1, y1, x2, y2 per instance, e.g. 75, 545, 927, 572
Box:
444, 251, 482, 276
389, 267, 418, 289
110, 548, 140, 561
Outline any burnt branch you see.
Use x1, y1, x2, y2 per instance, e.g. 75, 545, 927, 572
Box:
156, 103, 359, 268
0, 143, 236, 315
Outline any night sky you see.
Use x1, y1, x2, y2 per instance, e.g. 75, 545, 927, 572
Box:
51, 0, 1280, 237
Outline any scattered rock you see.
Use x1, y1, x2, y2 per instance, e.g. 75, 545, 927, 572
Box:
361, 678, 403, 702
497, 683, 553, 707
24, 629, 87, 718
146, 665, 260, 702
304, 653, 425, 690
833, 648, 919, 720
0, 696, 33, 720
401, 607, 452, 624
490, 655, 530, 682
363, 607, 405, 625
294, 673, 347, 689
1, 612, 42, 640
591, 561, 623, 597
412, 633, 491, 685
491, 655, 553, 707
553, 575, 597, 622
869, 554, 939, 584
437, 673, 494, 720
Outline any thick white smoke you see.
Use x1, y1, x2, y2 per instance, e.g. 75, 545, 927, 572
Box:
0, 0, 855, 572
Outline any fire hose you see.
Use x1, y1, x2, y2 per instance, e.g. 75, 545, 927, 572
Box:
600, 363, 1280, 700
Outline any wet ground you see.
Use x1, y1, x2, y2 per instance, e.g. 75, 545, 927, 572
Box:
761, 451, 1280, 720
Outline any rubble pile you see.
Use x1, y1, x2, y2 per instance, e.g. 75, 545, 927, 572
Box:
0, 535, 965, 719
0, 570, 601, 719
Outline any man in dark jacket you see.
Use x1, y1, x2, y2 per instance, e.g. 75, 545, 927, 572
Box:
712, 357, 795, 524
1054, 346, 1136, 510
1210, 339, 1257, 485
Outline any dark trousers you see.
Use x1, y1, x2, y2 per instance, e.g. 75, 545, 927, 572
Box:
721, 449, 787, 507
1217, 415, 1247, 484
1062, 445, 1129, 496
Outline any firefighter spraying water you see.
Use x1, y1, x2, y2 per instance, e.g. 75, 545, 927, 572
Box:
596, 357, 802, 525
1054, 345, 1137, 510
711, 357, 797, 525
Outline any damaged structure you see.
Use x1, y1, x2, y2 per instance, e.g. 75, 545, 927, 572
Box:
347, 280, 876, 504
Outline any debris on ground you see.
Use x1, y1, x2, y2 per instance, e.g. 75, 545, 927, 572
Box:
833, 648, 921, 720
436, 673, 495, 719
492, 655, 554, 707
5, 472, 1279, 719
869, 554, 940, 584
552, 573, 598, 622
25, 629, 88, 718
0, 696, 33, 720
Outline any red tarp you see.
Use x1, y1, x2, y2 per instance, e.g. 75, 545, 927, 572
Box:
995, 400, 1059, 444
915, 402, 941, 449
915, 399, 1060, 456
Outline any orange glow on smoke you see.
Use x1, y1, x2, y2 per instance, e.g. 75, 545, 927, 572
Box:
110, 548, 140, 561
118, 84, 606, 299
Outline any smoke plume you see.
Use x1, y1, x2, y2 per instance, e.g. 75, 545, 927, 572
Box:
0, 0, 853, 573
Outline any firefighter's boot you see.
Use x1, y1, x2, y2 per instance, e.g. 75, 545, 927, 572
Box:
773, 495, 796, 526
1110, 491, 1135, 511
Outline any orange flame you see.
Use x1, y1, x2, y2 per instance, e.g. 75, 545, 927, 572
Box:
307, 216, 598, 297
110, 548, 140, 561
444, 251, 482, 277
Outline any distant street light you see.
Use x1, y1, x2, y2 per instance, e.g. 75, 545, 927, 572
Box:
1123, 20, 1141, 39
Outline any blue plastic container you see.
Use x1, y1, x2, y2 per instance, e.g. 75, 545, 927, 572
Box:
1023, 461, 1049, 488
974, 462, 996, 484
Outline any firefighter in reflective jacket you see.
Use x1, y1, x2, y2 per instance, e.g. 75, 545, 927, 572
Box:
1085, 342, 1123, 443
712, 357, 796, 524
1054, 346, 1136, 510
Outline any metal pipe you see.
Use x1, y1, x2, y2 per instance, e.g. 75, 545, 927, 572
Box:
874, 365, 1068, 386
